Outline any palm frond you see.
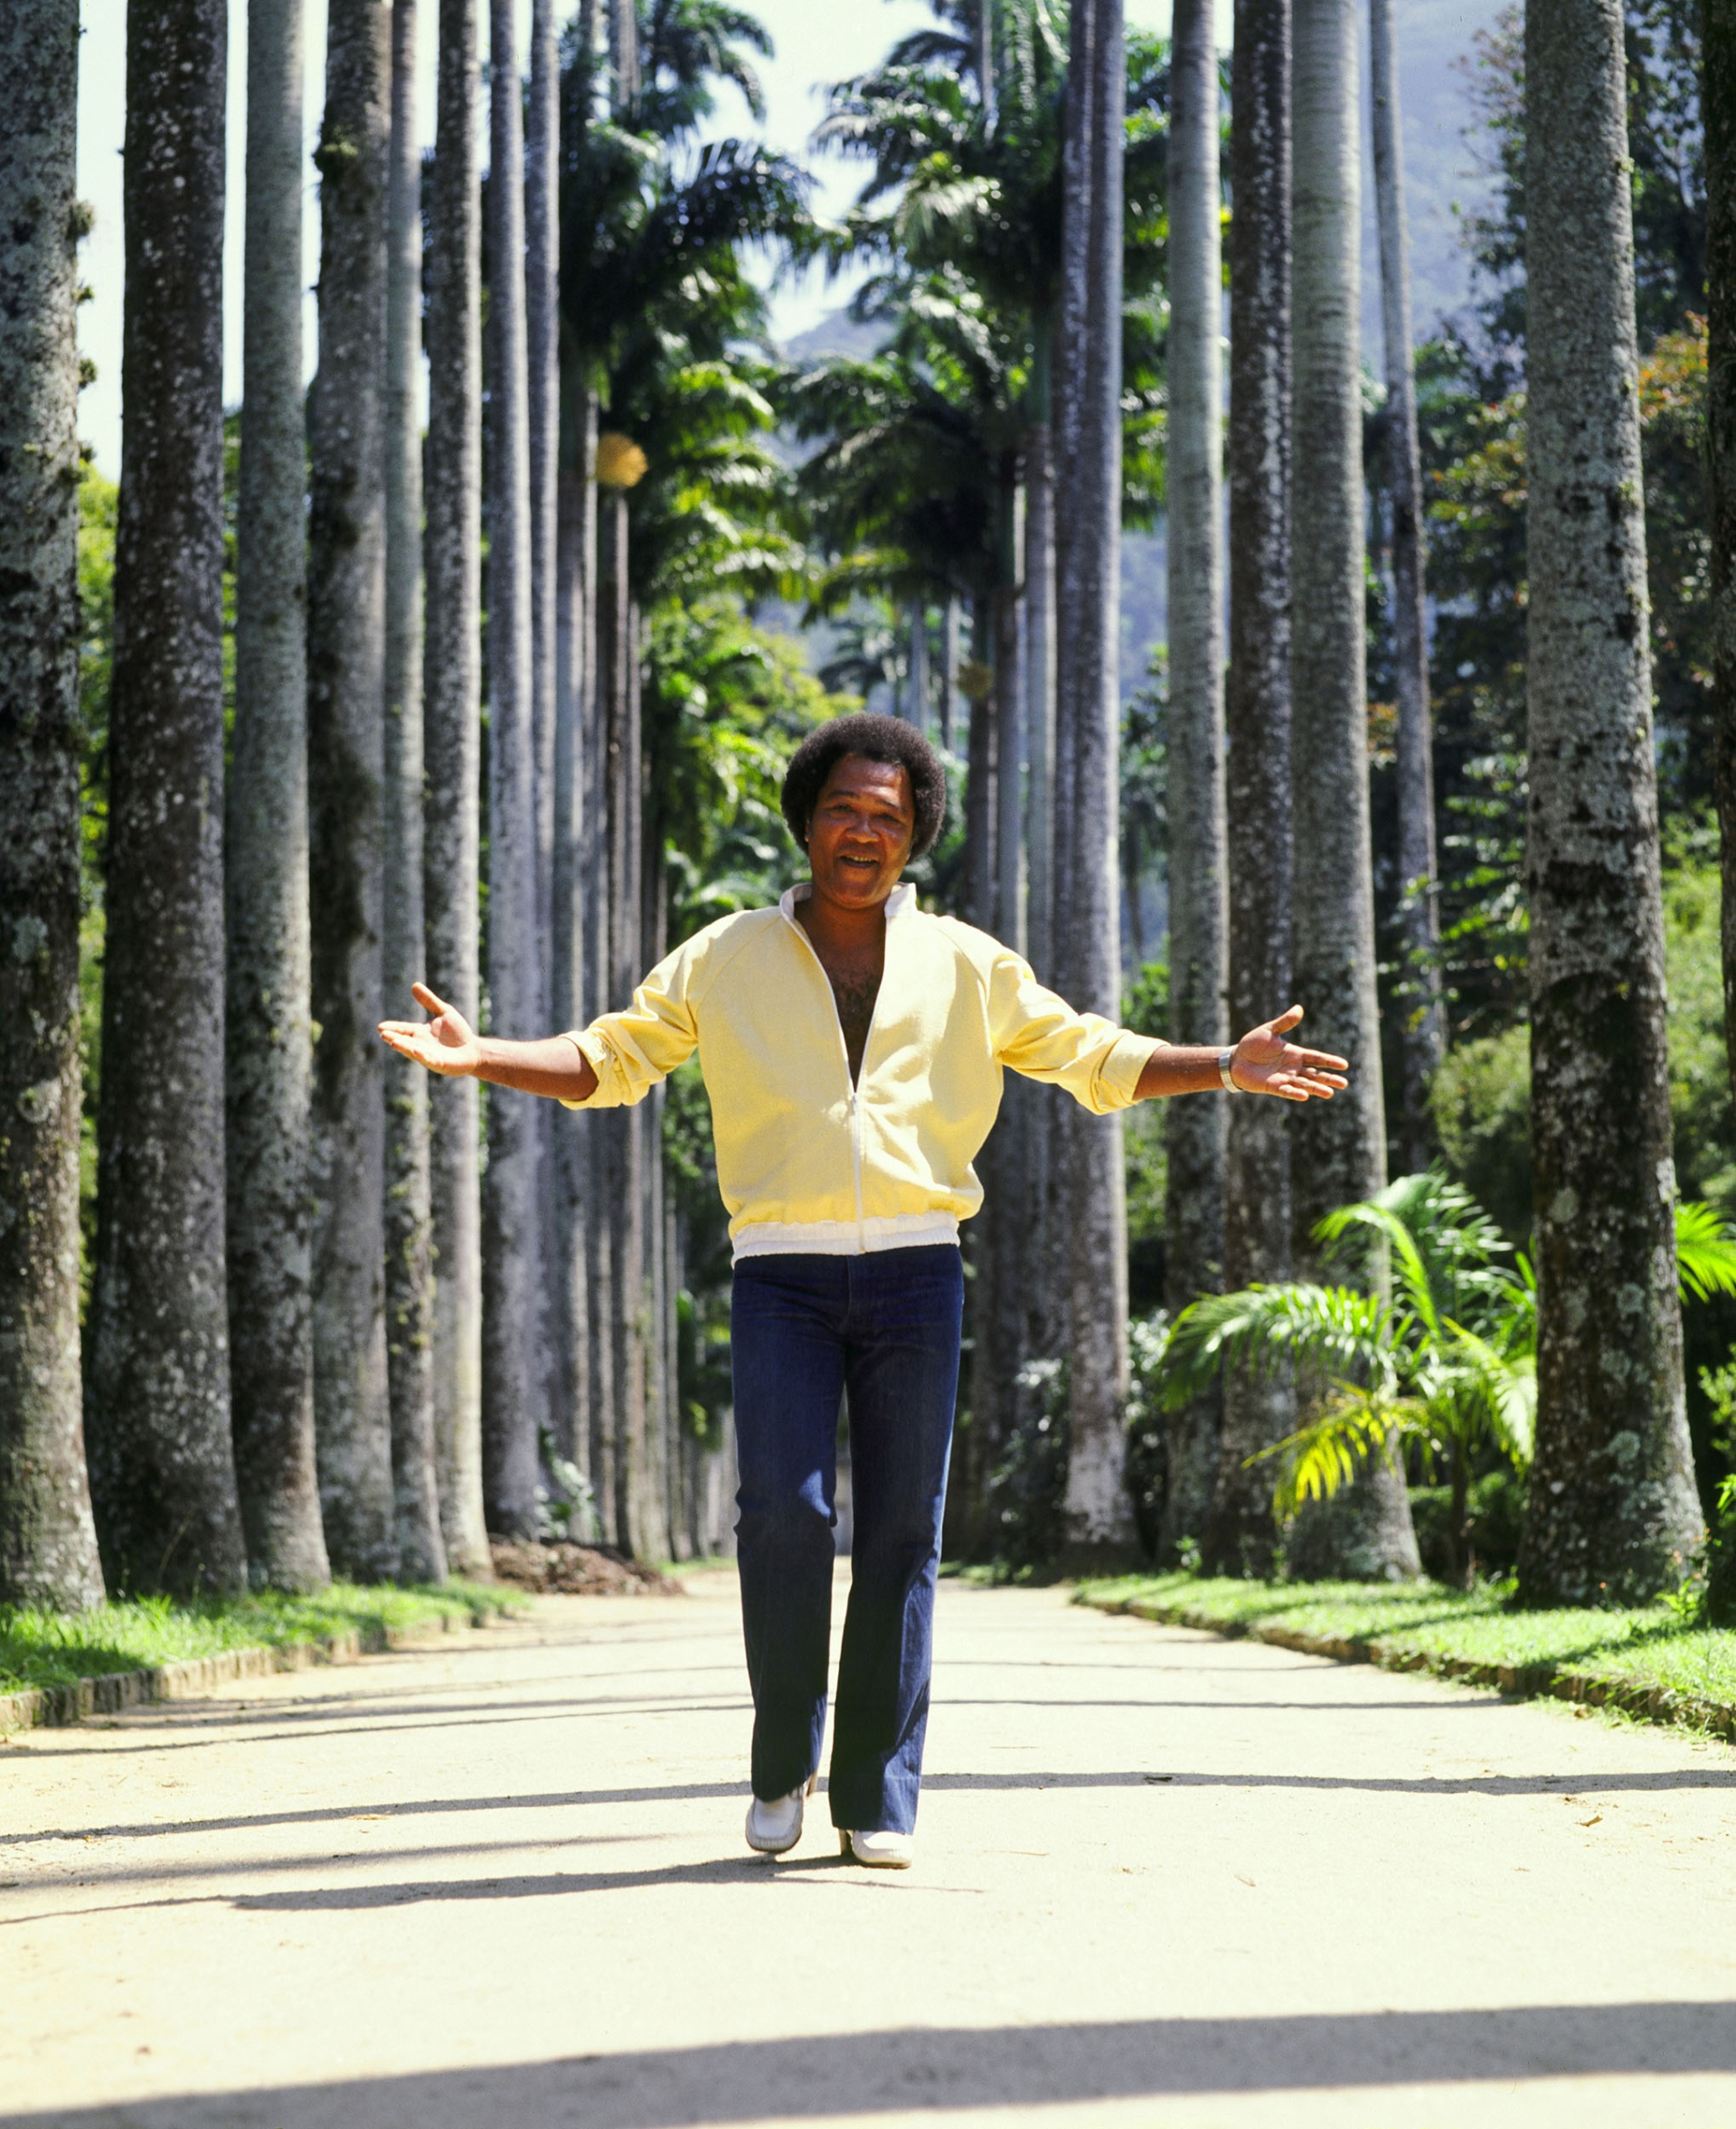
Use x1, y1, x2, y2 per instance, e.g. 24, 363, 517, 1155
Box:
1156, 1286, 1397, 1408
1675, 1201, 1736, 1302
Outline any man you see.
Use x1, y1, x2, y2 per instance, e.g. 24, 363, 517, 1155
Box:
380, 712, 1345, 1869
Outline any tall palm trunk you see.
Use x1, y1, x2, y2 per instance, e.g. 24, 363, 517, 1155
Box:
1022, 382, 1061, 1380
308, 0, 396, 1583
1708, 0, 1736, 1118
0, 0, 106, 1611
1519, 0, 1699, 1606
228, 0, 331, 1594
964, 606, 996, 930
1055, 0, 1135, 1559
1287, 0, 1418, 1583
1160, 0, 1228, 1561
1370, 0, 1442, 1171
89, 0, 248, 1597
382, 0, 445, 1584
602, 512, 648, 1552
907, 602, 929, 733
550, 393, 594, 1482
529, 0, 573, 1465
424, 0, 491, 1575
1203, 0, 1293, 1580
483, 0, 547, 1539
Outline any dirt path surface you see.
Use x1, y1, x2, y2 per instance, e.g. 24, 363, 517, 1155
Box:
3, 1568, 1733, 2128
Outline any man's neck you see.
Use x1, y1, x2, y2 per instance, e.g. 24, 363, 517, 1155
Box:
797, 883, 888, 960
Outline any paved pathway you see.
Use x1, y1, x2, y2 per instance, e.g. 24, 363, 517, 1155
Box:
3, 1568, 1733, 2128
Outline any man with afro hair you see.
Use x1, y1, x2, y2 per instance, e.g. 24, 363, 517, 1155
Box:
382, 711, 1347, 1868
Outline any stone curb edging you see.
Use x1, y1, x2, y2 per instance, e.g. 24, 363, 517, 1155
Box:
1080, 1591, 1736, 1746
0, 1608, 500, 1735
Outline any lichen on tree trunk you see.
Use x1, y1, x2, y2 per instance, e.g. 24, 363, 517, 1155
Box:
1519, 0, 1699, 1606
481, 0, 549, 1540
88, 0, 248, 1599
227, 0, 332, 1594
307, 0, 397, 1583
1287, 0, 1418, 1584
382, 0, 446, 1585
0, 0, 106, 1612
1055, 0, 1137, 1561
1160, 0, 1229, 1560
423, 0, 491, 1578
1204, 0, 1293, 1581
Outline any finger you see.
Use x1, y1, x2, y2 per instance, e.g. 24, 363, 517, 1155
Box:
1291, 1047, 1349, 1072
410, 981, 451, 1017
1267, 1004, 1304, 1033
379, 1021, 425, 1041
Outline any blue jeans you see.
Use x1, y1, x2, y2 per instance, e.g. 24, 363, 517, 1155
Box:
731, 1245, 964, 1836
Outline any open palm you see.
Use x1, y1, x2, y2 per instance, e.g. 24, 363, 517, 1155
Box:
378, 982, 482, 1077
1232, 1005, 1348, 1101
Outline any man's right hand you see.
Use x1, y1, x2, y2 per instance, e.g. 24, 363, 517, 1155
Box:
379, 982, 484, 1077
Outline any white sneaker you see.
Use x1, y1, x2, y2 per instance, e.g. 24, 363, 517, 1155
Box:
745, 1774, 817, 1855
839, 1827, 914, 1870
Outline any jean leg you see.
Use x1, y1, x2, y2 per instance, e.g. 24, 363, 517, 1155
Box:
731, 1258, 848, 1803
828, 1246, 964, 1835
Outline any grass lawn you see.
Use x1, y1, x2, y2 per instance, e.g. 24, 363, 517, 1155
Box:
0, 1581, 523, 1698
1075, 1572, 1736, 1736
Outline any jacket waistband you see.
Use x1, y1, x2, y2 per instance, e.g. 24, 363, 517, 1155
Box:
731, 1212, 960, 1264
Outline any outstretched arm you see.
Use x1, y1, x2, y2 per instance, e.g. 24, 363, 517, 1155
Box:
1134, 1004, 1348, 1104
379, 983, 598, 1102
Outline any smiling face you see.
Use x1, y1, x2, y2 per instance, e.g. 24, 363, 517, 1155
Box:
804, 753, 916, 913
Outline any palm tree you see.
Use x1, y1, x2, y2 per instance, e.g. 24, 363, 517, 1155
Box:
1204, 0, 1292, 1579
1369, 0, 1442, 1172
1159, 0, 1228, 1560
423, 0, 492, 1576
382, 0, 445, 1583
1520, 0, 1700, 1605
527, 0, 568, 1476
1161, 1184, 1736, 1591
1052, 0, 1132, 1557
483, 0, 549, 1541
307, 0, 397, 1581
1287, 0, 1417, 1583
227, 0, 331, 1593
88, 0, 248, 1597
1161, 1173, 1533, 1587
0, 0, 106, 1610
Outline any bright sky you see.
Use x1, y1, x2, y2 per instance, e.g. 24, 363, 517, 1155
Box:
74, 1, 1228, 479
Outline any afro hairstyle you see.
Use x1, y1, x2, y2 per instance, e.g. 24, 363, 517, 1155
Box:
779, 713, 948, 860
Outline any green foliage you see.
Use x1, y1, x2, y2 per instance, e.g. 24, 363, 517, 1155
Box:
77, 462, 118, 1318
1077, 1571, 1736, 1735
1428, 1026, 1531, 1244
1124, 1314, 1172, 1559
982, 1356, 1070, 1577
0, 1583, 521, 1697
1409, 1469, 1526, 1581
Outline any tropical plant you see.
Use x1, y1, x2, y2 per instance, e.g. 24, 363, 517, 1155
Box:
1156, 1173, 1736, 1587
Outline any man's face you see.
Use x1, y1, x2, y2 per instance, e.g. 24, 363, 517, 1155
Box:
805, 753, 916, 912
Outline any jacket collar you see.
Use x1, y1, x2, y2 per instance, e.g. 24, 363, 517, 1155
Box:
778, 881, 917, 923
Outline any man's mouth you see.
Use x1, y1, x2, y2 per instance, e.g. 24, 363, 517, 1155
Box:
840, 853, 877, 870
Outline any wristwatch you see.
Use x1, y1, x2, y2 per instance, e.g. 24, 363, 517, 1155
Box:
1218, 1046, 1241, 1092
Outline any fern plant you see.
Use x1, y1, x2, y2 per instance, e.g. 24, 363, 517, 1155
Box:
1154, 1172, 1736, 1587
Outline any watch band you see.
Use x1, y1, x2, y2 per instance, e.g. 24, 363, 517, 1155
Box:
1218, 1046, 1240, 1092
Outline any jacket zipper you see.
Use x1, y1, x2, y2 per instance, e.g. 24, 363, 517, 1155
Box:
782, 908, 881, 1249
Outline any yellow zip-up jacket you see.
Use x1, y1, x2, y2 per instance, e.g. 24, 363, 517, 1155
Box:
563, 882, 1162, 1258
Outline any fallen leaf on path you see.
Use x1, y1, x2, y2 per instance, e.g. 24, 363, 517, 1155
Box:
1580, 1815, 1603, 1828
1235, 1874, 1256, 1888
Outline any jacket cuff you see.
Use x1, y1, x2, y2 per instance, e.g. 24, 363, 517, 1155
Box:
1098, 1032, 1165, 1110
557, 1027, 618, 1109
